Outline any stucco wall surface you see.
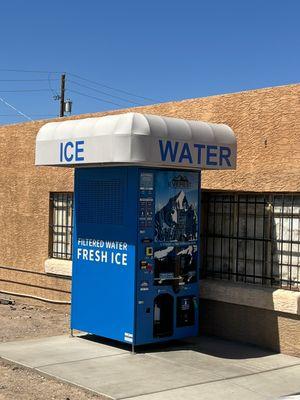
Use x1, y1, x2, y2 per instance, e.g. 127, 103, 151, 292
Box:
0, 83, 299, 301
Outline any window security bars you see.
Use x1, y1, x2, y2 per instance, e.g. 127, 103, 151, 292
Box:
201, 193, 300, 291
49, 193, 73, 260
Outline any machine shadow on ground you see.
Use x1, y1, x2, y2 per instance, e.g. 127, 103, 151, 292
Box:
79, 333, 275, 360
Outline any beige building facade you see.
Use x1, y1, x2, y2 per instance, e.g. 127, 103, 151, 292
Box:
0, 84, 299, 355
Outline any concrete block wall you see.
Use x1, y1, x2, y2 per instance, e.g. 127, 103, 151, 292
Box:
199, 280, 300, 356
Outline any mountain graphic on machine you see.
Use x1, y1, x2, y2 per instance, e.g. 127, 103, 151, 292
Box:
153, 244, 197, 285
155, 190, 197, 242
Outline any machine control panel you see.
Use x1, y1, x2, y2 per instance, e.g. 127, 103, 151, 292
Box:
145, 247, 153, 257
136, 168, 200, 344
138, 172, 155, 271
140, 260, 153, 272
138, 170, 199, 290
139, 172, 154, 232
139, 198, 154, 229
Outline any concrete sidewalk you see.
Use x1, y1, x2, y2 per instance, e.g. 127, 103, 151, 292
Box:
0, 335, 300, 400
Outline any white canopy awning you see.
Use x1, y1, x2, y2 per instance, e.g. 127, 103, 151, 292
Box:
35, 112, 237, 170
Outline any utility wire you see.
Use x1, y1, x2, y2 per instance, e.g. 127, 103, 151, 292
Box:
68, 79, 143, 106
68, 72, 159, 103
48, 72, 59, 97
0, 96, 33, 121
0, 113, 56, 117
0, 68, 159, 104
0, 78, 59, 82
0, 89, 50, 92
0, 68, 62, 74
67, 89, 125, 108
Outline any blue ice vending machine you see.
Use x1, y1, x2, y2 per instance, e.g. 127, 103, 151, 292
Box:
35, 112, 236, 347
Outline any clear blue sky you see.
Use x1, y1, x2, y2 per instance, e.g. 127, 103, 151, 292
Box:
0, 0, 299, 124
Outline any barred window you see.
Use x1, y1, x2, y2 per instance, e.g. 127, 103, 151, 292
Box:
49, 193, 73, 260
201, 193, 300, 291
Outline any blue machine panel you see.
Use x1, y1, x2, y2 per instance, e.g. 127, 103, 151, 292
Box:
135, 169, 200, 344
71, 166, 200, 346
71, 167, 138, 343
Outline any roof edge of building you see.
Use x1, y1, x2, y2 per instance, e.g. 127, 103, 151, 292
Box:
0, 82, 299, 129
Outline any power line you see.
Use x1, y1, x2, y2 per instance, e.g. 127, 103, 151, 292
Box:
0, 69, 159, 104
67, 89, 125, 108
0, 96, 33, 121
48, 73, 59, 98
68, 72, 159, 103
0, 78, 59, 82
0, 68, 62, 74
0, 89, 50, 93
0, 113, 56, 117
68, 79, 143, 106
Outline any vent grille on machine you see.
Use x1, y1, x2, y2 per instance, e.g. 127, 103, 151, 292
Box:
78, 179, 124, 225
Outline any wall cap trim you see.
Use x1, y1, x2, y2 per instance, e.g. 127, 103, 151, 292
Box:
200, 279, 300, 315
44, 258, 72, 277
